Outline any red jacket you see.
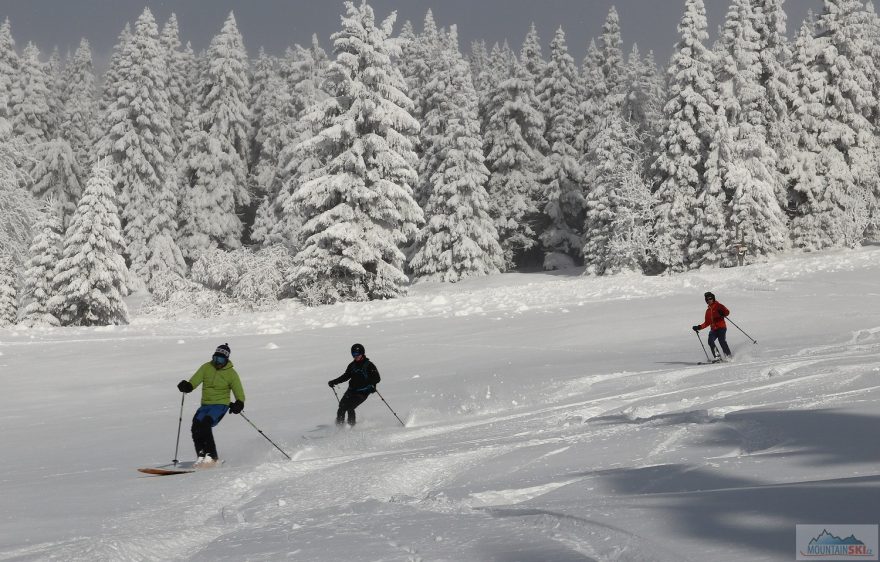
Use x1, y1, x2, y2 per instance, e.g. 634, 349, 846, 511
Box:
699, 301, 729, 331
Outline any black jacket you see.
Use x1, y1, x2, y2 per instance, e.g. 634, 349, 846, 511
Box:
330, 357, 381, 393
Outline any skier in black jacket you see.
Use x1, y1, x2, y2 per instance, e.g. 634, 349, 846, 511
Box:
328, 343, 381, 426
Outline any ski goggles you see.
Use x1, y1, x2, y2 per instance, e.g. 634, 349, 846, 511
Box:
212, 355, 228, 365
351, 351, 363, 357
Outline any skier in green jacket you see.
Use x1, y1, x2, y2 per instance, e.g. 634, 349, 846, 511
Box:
177, 343, 245, 464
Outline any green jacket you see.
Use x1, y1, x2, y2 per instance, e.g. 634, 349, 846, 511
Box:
189, 361, 245, 406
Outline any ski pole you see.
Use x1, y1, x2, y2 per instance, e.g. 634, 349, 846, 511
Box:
331, 386, 340, 404
725, 316, 757, 344
239, 412, 291, 460
375, 389, 406, 427
694, 329, 711, 362
172, 393, 185, 466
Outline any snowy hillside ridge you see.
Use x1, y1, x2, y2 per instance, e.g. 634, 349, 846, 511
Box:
2, 245, 880, 561
2, 246, 876, 336
127, 245, 880, 329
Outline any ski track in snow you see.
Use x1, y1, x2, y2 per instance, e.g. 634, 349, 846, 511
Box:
40, 345, 879, 561
4, 248, 880, 561
58, 343, 880, 557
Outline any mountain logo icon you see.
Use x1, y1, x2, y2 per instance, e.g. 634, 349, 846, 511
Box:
798, 527, 876, 559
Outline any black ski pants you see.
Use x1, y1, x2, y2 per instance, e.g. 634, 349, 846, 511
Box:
336, 390, 369, 425
191, 404, 228, 459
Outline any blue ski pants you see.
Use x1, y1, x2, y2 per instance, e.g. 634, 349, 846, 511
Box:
191, 404, 229, 459
708, 328, 732, 358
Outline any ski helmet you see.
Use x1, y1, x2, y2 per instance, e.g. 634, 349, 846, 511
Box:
704, 292, 715, 301
351, 343, 365, 356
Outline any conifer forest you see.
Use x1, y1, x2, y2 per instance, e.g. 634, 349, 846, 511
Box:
1, 0, 877, 326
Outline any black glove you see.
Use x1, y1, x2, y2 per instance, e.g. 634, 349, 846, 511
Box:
177, 380, 193, 393
328, 380, 336, 388
229, 400, 244, 414
692, 325, 700, 332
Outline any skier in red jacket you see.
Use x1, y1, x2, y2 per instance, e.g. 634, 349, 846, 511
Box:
692, 292, 732, 360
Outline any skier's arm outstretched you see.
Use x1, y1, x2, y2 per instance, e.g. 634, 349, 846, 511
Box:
328, 365, 352, 388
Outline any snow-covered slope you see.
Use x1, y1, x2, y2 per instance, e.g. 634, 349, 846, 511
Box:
2, 248, 879, 561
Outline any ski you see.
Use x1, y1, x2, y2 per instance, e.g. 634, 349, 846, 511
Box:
696, 358, 732, 365
137, 460, 224, 476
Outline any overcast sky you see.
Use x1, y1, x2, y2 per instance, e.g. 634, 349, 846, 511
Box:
1, 0, 822, 70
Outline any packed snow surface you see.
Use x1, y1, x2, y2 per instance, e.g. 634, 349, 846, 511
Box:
2, 247, 880, 561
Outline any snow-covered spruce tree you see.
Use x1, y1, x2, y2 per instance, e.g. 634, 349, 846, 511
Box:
650, 0, 717, 272
0, 112, 41, 266
195, 12, 251, 210
0, 18, 19, 120
290, 1, 423, 304
179, 12, 251, 255
408, 27, 503, 282
690, 101, 734, 268
0, 255, 16, 327
277, 37, 329, 131
753, 0, 797, 206
247, 49, 284, 237
786, 16, 826, 247
580, 8, 636, 269
600, 6, 625, 98
247, 51, 287, 247
183, 42, 199, 96
477, 42, 515, 136
11, 43, 52, 146
469, 40, 489, 92
621, 46, 664, 166
788, 1, 880, 249
161, 14, 193, 154
49, 163, 130, 326
177, 111, 244, 257
255, 38, 329, 249
604, 157, 657, 273
397, 12, 447, 207
96, 23, 131, 143
574, 39, 606, 155
520, 23, 547, 119
399, 10, 440, 130
60, 39, 96, 179
45, 48, 63, 139
95, 9, 182, 284
280, 34, 329, 104
537, 27, 585, 269
583, 106, 644, 274
248, 48, 277, 170
28, 138, 82, 226
576, 8, 626, 161
142, 172, 186, 289
248, 70, 296, 245
707, 0, 788, 265
483, 57, 548, 269
19, 203, 62, 327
